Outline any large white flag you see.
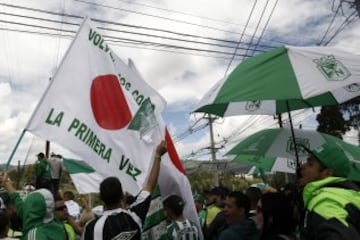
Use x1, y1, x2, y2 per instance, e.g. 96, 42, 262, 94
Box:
25, 18, 166, 195
25, 17, 201, 238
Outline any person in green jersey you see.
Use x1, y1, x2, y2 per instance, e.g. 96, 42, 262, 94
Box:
194, 194, 207, 231
35, 152, 54, 195
160, 195, 200, 240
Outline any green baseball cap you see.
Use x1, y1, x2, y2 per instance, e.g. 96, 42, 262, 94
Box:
193, 194, 205, 203
310, 142, 351, 178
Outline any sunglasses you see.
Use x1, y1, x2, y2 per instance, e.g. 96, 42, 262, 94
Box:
55, 205, 67, 211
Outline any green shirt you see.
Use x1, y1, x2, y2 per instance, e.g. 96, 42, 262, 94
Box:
10, 190, 67, 240
160, 219, 199, 240
35, 159, 52, 181
198, 209, 207, 228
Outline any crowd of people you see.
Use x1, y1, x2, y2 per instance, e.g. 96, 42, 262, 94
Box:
0, 140, 359, 239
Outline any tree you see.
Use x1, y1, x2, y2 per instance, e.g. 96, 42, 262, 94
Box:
316, 105, 349, 138
340, 97, 360, 144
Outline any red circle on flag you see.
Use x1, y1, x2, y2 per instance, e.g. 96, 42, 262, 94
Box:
90, 74, 132, 130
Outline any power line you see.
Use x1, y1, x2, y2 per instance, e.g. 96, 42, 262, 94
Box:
0, 6, 278, 51
0, 26, 250, 60
318, 2, 342, 45
251, 0, 279, 55
224, 0, 258, 76
116, 0, 243, 27
323, 10, 358, 45
244, 0, 271, 58
0, 11, 263, 52
71, 0, 290, 45
0, 19, 261, 57
54, 0, 66, 69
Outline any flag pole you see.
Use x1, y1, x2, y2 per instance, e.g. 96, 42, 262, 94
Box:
6, 129, 26, 169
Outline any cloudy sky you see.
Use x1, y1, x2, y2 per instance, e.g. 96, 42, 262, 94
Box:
0, 0, 359, 165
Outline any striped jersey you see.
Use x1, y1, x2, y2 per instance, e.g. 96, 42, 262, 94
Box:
166, 219, 200, 240
81, 190, 151, 240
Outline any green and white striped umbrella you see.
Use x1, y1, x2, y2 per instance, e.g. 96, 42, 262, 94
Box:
195, 46, 360, 116
226, 128, 360, 180
234, 155, 300, 174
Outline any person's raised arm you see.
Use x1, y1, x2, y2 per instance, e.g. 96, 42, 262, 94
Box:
1, 172, 16, 195
1, 172, 25, 217
143, 140, 167, 193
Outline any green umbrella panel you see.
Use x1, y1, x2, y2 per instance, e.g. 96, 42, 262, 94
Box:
195, 45, 360, 116
231, 154, 299, 174
226, 128, 360, 181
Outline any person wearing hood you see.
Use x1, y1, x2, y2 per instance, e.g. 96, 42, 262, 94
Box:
1, 172, 66, 240
298, 142, 360, 240
218, 191, 258, 240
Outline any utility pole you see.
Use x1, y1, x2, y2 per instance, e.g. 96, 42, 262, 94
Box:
45, 140, 50, 158
207, 114, 219, 186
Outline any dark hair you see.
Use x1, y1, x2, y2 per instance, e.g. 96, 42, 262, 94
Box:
228, 191, 250, 217
100, 177, 123, 206
246, 187, 262, 208
260, 192, 296, 239
124, 192, 136, 206
63, 191, 75, 200
0, 211, 10, 235
209, 186, 229, 199
163, 195, 185, 217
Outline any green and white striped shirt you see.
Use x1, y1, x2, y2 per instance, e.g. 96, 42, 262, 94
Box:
166, 219, 200, 240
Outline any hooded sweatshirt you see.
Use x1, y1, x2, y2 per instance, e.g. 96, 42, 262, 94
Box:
10, 189, 67, 240
302, 177, 360, 240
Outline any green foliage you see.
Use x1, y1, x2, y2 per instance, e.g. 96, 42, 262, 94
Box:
316, 98, 360, 142
341, 97, 360, 127
316, 105, 349, 138
341, 97, 360, 144
187, 171, 261, 193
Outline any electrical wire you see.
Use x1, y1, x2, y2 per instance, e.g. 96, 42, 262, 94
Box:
244, 0, 271, 58
323, 10, 358, 45
0, 26, 249, 60
251, 0, 279, 55
318, 2, 342, 45
0, 4, 278, 50
224, 0, 258, 76
54, 0, 66, 70
116, 0, 246, 27
0, 19, 261, 57
74, 0, 289, 45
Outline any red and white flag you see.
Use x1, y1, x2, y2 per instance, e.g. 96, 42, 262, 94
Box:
25, 17, 165, 195
25, 17, 201, 237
